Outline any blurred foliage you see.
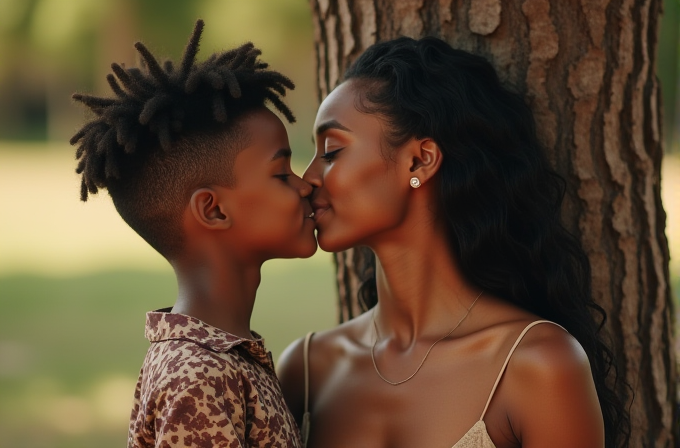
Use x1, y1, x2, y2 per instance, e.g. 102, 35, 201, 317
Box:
659, 0, 680, 150
0, 0, 677, 147
0, 0, 311, 71
0, 0, 316, 153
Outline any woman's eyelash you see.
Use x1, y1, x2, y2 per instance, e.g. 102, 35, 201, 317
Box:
274, 174, 291, 182
320, 147, 344, 162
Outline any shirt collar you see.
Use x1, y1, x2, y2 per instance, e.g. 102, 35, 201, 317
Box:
145, 308, 274, 370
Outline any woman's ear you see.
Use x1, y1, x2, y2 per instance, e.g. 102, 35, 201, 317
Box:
189, 188, 231, 230
407, 138, 443, 185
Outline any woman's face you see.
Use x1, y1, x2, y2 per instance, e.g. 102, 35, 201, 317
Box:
304, 80, 412, 252
225, 108, 317, 260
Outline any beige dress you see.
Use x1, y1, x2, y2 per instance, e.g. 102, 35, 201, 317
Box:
301, 320, 565, 448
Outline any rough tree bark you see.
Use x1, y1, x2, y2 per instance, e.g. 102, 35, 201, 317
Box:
310, 0, 677, 446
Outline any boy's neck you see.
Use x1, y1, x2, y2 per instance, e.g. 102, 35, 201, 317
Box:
170, 255, 262, 340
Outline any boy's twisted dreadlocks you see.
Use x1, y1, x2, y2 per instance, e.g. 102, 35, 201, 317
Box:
70, 20, 296, 258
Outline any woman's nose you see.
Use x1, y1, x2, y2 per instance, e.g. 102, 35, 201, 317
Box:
303, 158, 322, 188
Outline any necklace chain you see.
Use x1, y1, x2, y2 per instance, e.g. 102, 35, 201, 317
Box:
370, 291, 483, 386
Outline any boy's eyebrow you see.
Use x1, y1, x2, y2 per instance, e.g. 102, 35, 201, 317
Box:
315, 120, 352, 135
271, 148, 292, 161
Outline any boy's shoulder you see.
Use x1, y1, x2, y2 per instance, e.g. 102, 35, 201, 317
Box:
129, 310, 303, 448
142, 309, 276, 380
143, 337, 246, 384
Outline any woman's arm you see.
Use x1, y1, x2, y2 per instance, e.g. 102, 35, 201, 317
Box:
277, 336, 307, 427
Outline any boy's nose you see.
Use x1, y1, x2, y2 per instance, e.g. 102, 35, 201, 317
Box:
298, 177, 314, 198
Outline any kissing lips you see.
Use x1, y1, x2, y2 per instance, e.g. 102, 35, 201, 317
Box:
311, 203, 330, 222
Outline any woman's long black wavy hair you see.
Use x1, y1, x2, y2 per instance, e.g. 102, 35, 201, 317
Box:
344, 36, 630, 448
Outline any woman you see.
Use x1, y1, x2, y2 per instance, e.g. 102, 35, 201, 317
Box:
278, 37, 629, 448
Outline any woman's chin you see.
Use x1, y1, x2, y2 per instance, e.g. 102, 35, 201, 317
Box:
317, 233, 352, 254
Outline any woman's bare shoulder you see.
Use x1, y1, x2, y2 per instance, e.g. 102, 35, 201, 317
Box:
278, 311, 372, 371
508, 321, 591, 377
276, 312, 372, 420
496, 321, 604, 447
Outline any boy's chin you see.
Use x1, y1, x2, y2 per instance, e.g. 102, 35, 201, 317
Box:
274, 238, 318, 260
295, 239, 319, 259
298, 245, 318, 259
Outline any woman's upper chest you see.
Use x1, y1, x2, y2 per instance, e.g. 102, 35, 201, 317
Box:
306, 340, 518, 448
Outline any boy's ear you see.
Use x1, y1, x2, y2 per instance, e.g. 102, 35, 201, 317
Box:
189, 188, 231, 230
406, 138, 443, 184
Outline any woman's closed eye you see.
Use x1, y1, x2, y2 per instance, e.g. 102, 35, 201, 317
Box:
320, 147, 344, 163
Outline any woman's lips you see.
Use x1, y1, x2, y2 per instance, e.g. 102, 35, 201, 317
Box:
311, 202, 330, 222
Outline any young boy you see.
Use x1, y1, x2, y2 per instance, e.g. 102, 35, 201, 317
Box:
70, 20, 315, 447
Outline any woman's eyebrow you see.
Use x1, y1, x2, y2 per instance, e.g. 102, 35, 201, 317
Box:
315, 120, 352, 135
271, 148, 292, 161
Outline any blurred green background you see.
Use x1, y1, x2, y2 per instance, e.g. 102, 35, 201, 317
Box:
0, 1, 678, 447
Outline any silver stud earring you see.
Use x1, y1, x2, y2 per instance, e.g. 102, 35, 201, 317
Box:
410, 177, 421, 188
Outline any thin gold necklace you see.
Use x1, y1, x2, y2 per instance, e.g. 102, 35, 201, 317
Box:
370, 291, 483, 386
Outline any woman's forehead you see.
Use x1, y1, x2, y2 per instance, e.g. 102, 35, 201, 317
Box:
316, 82, 360, 125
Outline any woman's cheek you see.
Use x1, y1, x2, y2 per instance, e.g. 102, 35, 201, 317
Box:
325, 158, 372, 203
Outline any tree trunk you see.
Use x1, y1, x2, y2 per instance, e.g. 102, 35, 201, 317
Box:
310, 0, 677, 446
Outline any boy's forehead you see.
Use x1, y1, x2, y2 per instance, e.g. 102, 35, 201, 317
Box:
234, 109, 291, 164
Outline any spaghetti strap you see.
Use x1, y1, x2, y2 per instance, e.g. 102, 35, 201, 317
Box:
301, 332, 314, 448
479, 320, 567, 420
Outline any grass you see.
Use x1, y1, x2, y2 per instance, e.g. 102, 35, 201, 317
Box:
0, 260, 337, 448
2, 270, 676, 448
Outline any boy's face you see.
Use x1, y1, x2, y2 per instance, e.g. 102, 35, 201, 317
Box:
220, 108, 317, 261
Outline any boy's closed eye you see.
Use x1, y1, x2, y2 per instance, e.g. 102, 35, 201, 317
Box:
271, 147, 293, 182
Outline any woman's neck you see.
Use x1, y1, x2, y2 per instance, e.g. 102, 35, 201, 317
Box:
370, 219, 481, 347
